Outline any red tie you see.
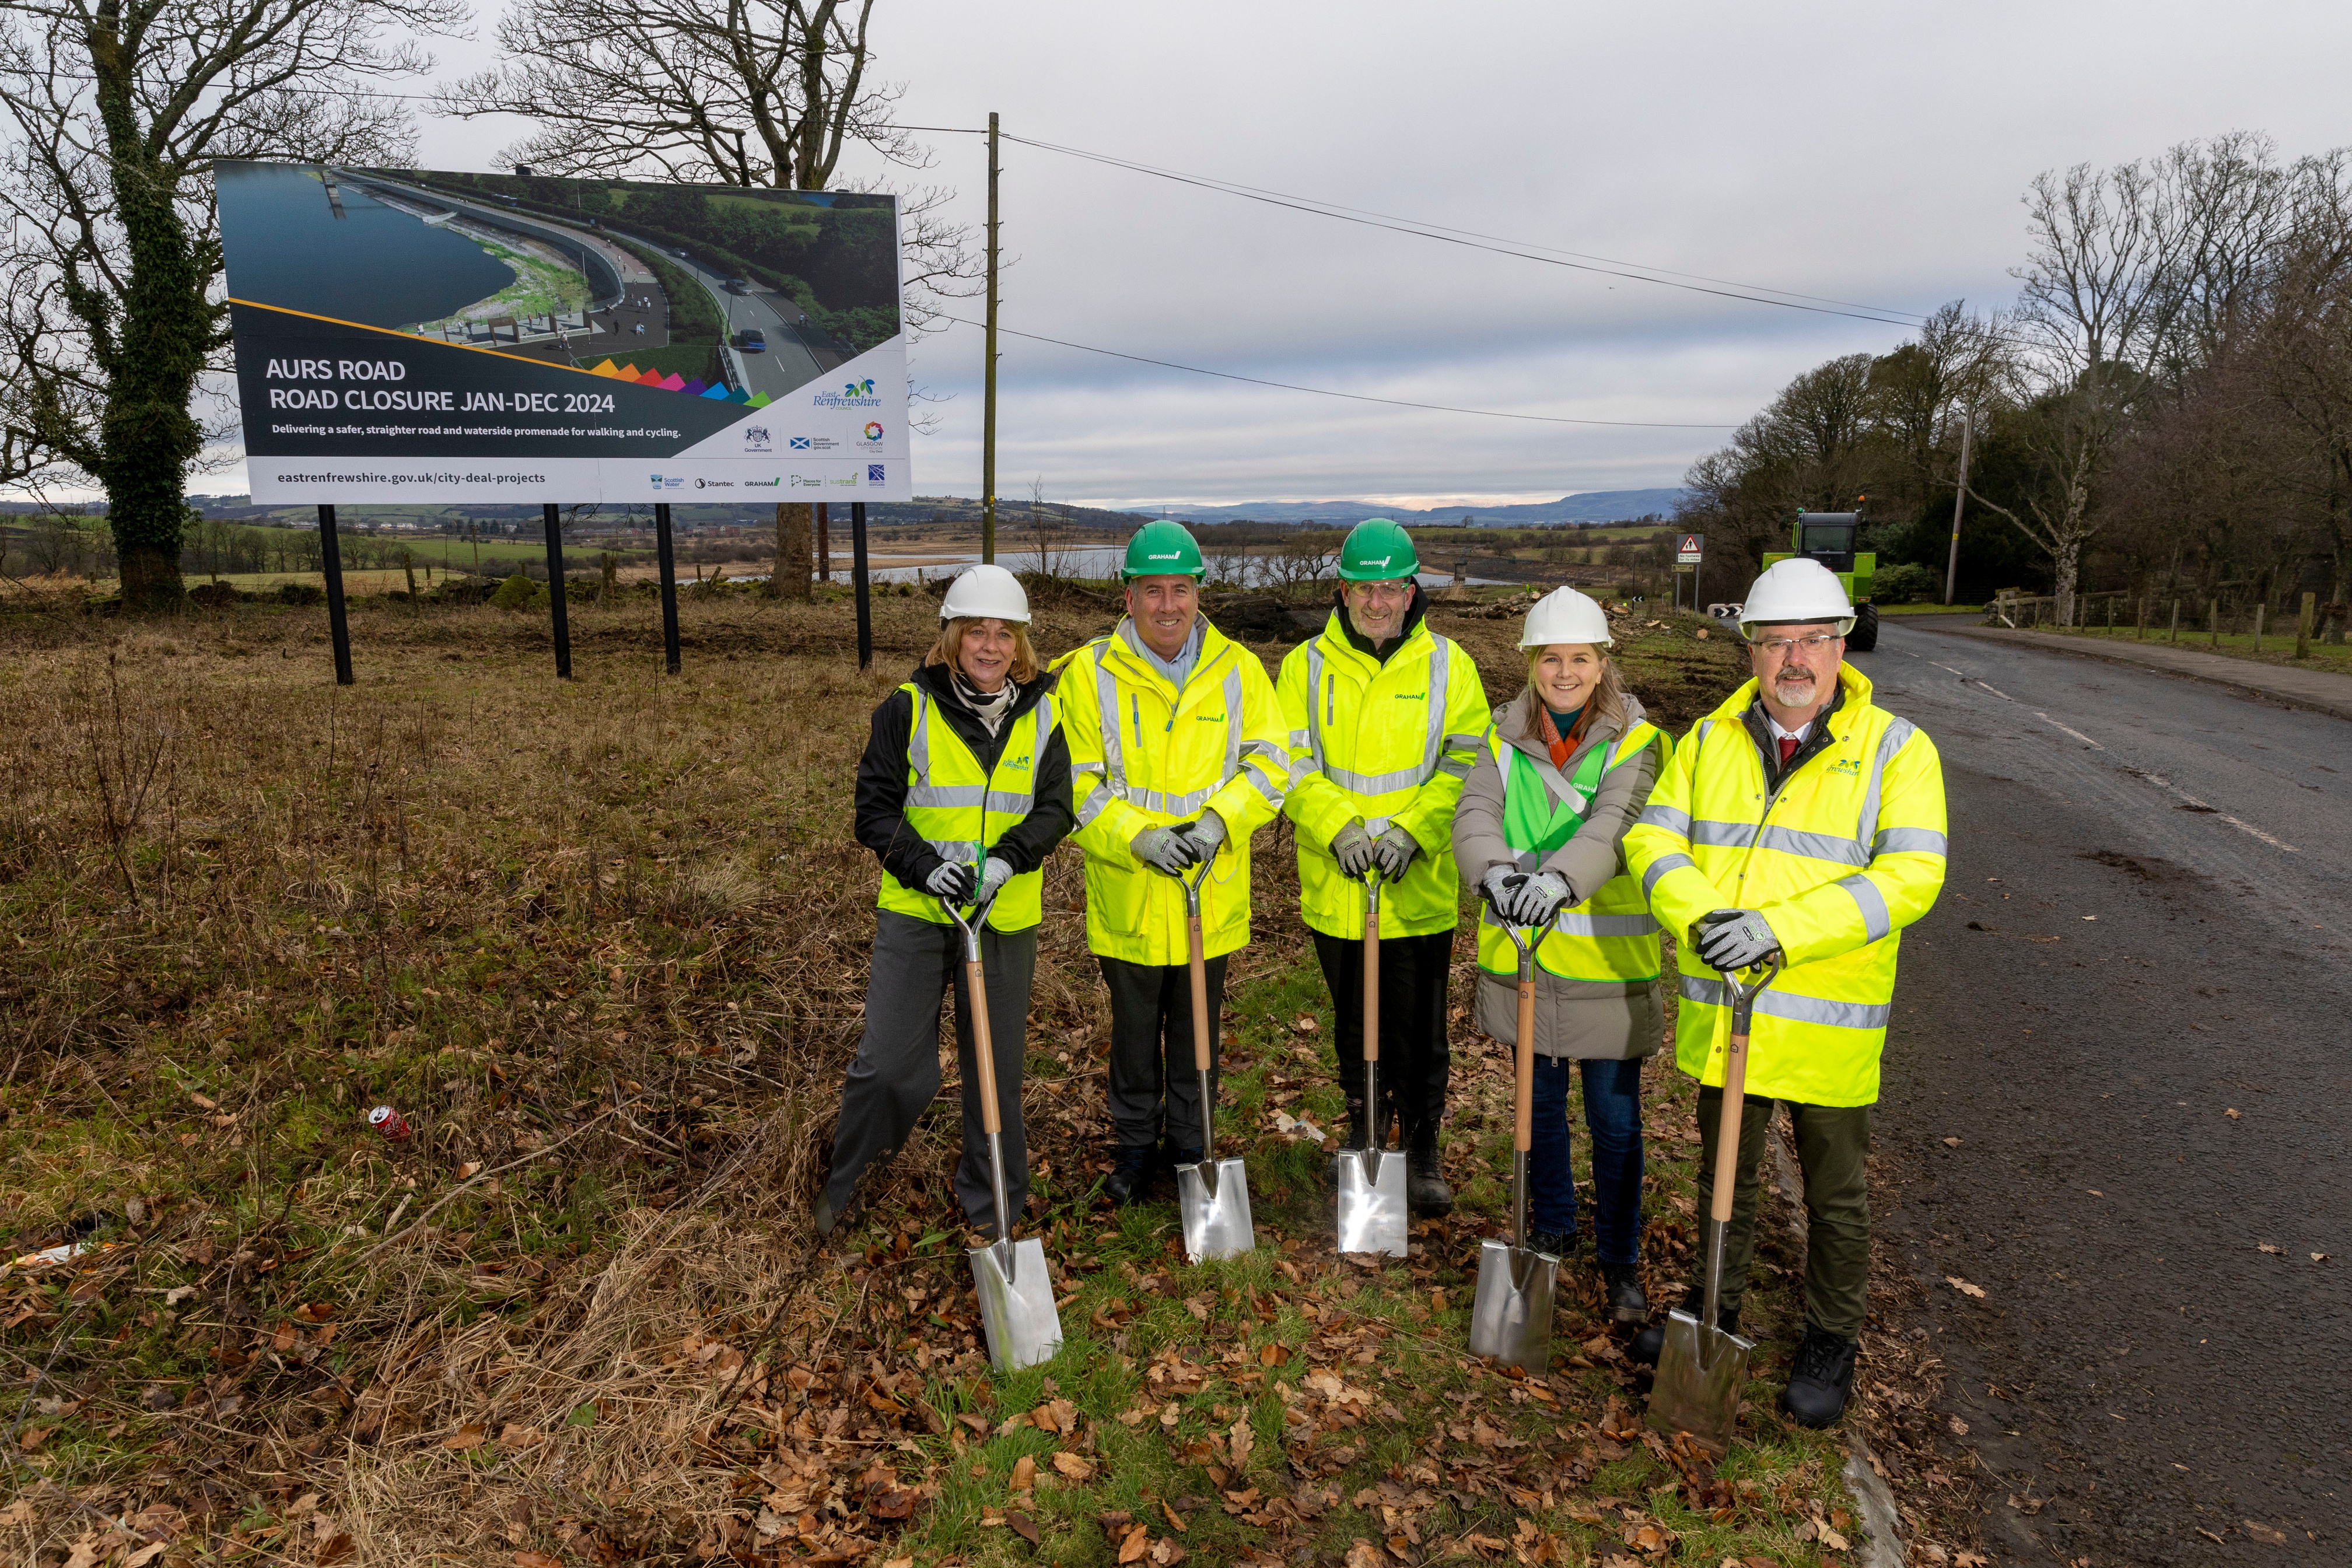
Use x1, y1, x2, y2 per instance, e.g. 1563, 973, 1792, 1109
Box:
1779, 735, 1800, 766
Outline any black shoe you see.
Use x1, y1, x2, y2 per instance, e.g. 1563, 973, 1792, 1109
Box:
811, 1188, 862, 1237
1104, 1145, 1157, 1205
1629, 1289, 1738, 1366
1406, 1149, 1454, 1217
1601, 1261, 1647, 1326
1524, 1228, 1573, 1258
1782, 1326, 1858, 1427
1167, 1146, 1203, 1171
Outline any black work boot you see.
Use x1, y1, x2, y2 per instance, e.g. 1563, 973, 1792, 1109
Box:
1525, 1228, 1573, 1258
1601, 1261, 1647, 1326
1782, 1326, 1859, 1427
1104, 1144, 1157, 1206
1406, 1148, 1453, 1217
1630, 1287, 1738, 1366
1166, 1145, 1203, 1171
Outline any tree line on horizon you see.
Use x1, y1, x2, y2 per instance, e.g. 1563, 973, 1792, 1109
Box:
1679, 132, 2352, 638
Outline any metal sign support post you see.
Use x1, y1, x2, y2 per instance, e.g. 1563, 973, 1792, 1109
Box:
1674, 533, 1705, 613
850, 501, 873, 670
654, 503, 682, 674
541, 503, 572, 680
317, 503, 354, 686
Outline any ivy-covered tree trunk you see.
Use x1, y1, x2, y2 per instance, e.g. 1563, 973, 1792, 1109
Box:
75, 9, 208, 611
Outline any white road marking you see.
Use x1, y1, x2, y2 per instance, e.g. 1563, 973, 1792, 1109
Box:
2035, 712, 2105, 750
1976, 680, 2013, 701
1932, 662, 1969, 677
2129, 770, 2300, 853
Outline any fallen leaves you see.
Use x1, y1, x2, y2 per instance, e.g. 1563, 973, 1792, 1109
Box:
2258, 1242, 2285, 1255
1945, 1275, 1986, 1298
2243, 1520, 2288, 1545
1050, 1451, 1096, 1482
442, 1422, 488, 1451
1942, 1136, 1963, 1147
1008, 1454, 1036, 1495
1948, 1416, 1969, 1436
2225, 1108, 2242, 1120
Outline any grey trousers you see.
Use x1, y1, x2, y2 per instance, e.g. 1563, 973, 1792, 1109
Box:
1098, 951, 1229, 1151
824, 909, 1035, 1231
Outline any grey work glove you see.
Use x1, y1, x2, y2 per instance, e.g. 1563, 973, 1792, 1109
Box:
1510, 870, 1572, 928
976, 855, 1014, 902
1480, 864, 1527, 912
1175, 810, 1227, 859
1329, 819, 1377, 878
1370, 824, 1418, 881
1132, 824, 1201, 874
1695, 908, 1780, 972
925, 859, 977, 902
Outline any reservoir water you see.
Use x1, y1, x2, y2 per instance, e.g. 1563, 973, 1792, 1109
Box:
218, 161, 512, 330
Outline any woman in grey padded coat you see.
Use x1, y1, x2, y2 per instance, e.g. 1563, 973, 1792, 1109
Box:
1451, 586, 1667, 1325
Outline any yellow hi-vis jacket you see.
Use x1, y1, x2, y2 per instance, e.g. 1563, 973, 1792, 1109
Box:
874, 681, 1058, 932
1623, 663, 1947, 1107
1276, 609, 1488, 939
1056, 620, 1290, 965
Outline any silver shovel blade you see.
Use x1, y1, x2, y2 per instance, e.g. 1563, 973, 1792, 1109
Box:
1177, 1157, 1255, 1262
1468, 1237, 1558, 1373
1334, 1148, 1409, 1257
1645, 1307, 1755, 1457
970, 1237, 1062, 1373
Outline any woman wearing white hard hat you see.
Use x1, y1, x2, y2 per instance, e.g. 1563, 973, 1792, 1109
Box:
817, 564, 1073, 1239
1451, 585, 1671, 1326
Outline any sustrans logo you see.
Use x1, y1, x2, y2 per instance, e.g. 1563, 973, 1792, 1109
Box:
862, 421, 884, 442
743, 425, 772, 452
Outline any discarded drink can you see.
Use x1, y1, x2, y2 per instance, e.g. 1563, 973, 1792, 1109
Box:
367, 1105, 411, 1142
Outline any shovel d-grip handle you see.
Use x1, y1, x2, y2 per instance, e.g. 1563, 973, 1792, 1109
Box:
1702, 951, 1783, 1228
941, 892, 1005, 1136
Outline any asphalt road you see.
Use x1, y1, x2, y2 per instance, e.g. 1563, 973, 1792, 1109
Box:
662, 251, 825, 400
1856, 615, 2351, 1563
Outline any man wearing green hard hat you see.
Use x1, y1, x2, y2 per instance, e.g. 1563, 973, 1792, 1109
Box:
1055, 519, 1291, 1204
1278, 519, 1489, 1213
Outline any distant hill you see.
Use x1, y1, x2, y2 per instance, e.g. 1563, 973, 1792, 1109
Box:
1139, 489, 1688, 527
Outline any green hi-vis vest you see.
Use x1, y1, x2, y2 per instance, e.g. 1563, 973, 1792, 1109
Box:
1475, 720, 1667, 983
876, 682, 1058, 932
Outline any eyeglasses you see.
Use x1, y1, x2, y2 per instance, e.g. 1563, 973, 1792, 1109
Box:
1751, 632, 1840, 657
1348, 579, 1414, 600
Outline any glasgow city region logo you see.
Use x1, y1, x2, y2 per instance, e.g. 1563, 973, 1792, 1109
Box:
863, 422, 884, 442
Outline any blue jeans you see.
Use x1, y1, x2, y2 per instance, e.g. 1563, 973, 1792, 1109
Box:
1528, 1056, 1645, 1264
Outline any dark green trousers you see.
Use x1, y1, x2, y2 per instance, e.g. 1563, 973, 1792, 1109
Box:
1693, 1088, 1871, 1339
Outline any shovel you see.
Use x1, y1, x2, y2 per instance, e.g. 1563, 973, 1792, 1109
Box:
1646, 950, 1783, 1455
1334, 868, 1409, 1257
1172, 854, 1254, 1262
1469, 903, 1558, 1373
942, 890, 1062, 1373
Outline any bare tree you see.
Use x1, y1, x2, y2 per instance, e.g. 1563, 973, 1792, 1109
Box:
1019, 473, 1072, 582
0, 0, 461, 610
435, 0, 977, 340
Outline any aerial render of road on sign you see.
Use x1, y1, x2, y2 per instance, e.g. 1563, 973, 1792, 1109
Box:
215, 162, 911, 506
1859, 615, 2351, 1563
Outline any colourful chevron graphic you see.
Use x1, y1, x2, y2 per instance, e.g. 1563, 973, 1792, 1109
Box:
587, 359, 768, 407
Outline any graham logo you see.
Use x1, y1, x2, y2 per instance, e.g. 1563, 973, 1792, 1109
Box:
746, 477, 781, 487
1363, 555, 1391, 566
1148, 551, 1180, 561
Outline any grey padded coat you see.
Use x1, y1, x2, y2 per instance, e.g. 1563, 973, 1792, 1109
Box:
1450, 686, 1666, 1062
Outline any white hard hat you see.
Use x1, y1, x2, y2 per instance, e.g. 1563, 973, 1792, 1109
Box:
940, 563, 1031, 624
1517, 586, 1613, 650
1737, 558, 1854, 638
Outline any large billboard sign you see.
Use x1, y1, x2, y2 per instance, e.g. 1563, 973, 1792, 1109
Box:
218, 162, 912, 505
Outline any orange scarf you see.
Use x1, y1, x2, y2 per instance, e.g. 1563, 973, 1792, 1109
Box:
1535, 704, 1591, 771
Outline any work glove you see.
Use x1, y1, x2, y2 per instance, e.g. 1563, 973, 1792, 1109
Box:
1175, 810, 1227, 859
976, 856, 1014, 902
1132, 824, 1201, 874
1509, 870, 1572, 928
1370, 824, 1419, 881
1479, 864, 1527, 912
1695, 908, 1780, 972
1329, 819, 1377, 879
925, 859, 977, 902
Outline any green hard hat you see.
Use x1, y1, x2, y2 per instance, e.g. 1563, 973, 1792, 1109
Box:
1338, 518, 1419, 581
1121, 518, 1205, 579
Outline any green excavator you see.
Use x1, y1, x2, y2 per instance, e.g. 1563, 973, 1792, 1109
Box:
1763, 508, 1877, 652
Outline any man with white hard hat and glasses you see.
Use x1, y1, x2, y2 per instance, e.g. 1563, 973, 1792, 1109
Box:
1622, 557, 1947, 1427
818, 565, 1072, 1239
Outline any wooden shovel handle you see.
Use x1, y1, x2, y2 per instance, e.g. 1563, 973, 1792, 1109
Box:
1188, 911, 1213, 1072
967, 957, 1001, 1136
1513, 968, 1536, 1155
1360, 881, 1381, 1067
1706, 1020, 1749, 1226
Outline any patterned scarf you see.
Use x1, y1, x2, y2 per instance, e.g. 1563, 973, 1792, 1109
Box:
1534, 702, 1592, 771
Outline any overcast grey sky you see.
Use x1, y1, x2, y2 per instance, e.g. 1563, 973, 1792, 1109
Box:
379, 0, 2352, 509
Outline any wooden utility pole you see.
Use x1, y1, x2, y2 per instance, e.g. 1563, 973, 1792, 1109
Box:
982, 111, 1000, 565
774, 503, 812, 601
816, 502, 831, 583
2298, 590, 2316, 660
1944, 408, 1972, 606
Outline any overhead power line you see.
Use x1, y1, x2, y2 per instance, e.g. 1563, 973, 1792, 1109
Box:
937, 315, 1739, 430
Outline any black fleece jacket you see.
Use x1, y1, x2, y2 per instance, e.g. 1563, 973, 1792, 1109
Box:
853, 660, 1074, 893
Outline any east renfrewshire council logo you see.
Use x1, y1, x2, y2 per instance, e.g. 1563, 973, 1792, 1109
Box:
812, 378, 881, 410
